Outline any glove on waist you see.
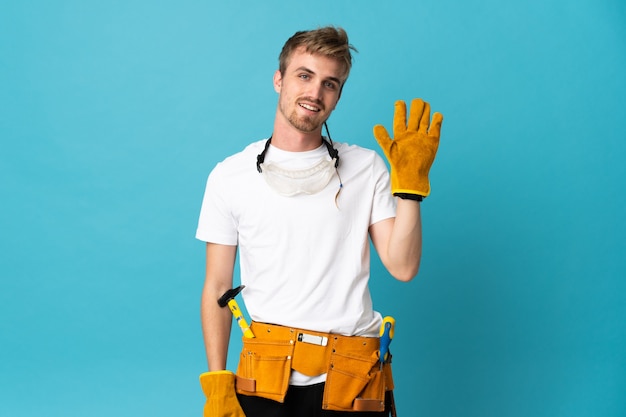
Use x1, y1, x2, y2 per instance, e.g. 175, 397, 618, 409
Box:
199, 371, 246, 417
373, 98, 443, 199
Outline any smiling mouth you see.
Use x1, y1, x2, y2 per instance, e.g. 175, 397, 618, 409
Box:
299, 102, 321, 112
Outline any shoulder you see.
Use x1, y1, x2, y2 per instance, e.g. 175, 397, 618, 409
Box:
334, 141, 388, 170
210, 139, 268, 176
335, 141, 382, 158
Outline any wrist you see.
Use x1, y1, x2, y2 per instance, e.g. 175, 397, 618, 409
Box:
394, 192, 423, 202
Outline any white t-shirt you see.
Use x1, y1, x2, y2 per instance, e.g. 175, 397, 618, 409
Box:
196, 139, 396, 382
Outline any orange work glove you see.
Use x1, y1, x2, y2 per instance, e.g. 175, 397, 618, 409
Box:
199, 371, 246, 417
373, 98, 443, 199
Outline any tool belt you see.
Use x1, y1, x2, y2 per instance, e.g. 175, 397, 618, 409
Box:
235, 322, 394, 412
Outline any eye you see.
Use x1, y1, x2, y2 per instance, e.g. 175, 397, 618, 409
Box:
299, 73, 310, 80
324, 81, 338, 90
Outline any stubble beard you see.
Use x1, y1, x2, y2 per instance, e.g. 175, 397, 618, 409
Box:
279, 98, 327, 133
287, 111, 319, 132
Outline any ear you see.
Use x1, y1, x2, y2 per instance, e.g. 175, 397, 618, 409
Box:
273, 70, 282, 93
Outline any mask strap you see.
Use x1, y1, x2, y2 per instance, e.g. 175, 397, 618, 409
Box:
322, 122, 340, 168
256, 137, 272, 173
323, 122, 343, 204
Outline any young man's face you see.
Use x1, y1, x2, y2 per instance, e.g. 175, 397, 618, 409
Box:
274, 47, 346, 134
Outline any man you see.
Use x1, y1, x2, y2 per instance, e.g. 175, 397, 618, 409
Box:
196, 26, 443, 417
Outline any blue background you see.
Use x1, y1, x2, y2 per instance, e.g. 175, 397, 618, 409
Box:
1, 1, 625, 416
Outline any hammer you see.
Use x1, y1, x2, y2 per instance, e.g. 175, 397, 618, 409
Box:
218, 285, 255, 338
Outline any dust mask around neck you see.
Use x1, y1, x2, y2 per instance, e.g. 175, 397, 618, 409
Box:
259, 156, 338, 197
256, 126, 343, 199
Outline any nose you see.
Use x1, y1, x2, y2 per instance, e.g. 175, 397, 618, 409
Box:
306, 82, 324, 102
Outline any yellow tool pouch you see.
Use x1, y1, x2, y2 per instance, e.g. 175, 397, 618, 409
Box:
235, 322, 394, 412
235, 333, 293, 402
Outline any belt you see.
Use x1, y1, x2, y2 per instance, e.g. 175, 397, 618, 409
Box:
235, 321, 390, 412
257, 321, 378, 377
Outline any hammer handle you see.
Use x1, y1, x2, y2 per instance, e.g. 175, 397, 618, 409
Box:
228, 299, 255, 338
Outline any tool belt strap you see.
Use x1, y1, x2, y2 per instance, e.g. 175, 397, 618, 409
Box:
235, 321, 394, 412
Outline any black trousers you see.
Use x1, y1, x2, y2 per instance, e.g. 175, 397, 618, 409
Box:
237, 383, 390, 417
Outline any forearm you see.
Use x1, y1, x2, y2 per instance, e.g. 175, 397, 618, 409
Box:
201, 284, 233, 371
201, 243, 237, 371
385, 198, 422, 281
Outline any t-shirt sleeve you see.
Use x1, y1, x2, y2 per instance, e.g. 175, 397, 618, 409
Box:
370, 152, 397, 225
195, 164, 239, 245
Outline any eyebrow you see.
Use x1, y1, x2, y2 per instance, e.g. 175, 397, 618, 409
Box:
295, 66, 343, 86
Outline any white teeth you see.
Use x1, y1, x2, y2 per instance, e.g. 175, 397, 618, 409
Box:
300, 103, 320, 112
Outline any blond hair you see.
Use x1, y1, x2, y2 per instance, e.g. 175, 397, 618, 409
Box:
278, 26, 358, 84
